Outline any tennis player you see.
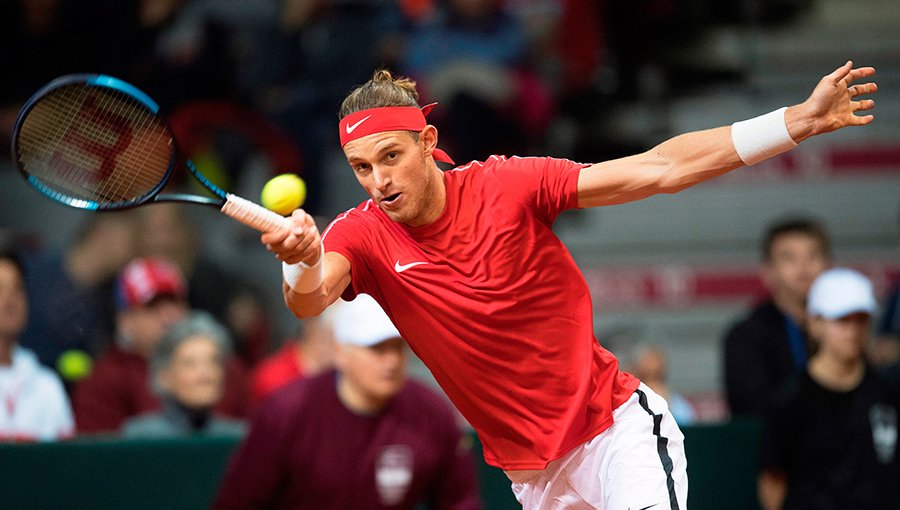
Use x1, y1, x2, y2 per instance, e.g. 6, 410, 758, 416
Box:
261, 61, 876, 509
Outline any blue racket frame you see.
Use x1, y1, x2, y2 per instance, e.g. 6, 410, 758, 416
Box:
11, 74, 228, 211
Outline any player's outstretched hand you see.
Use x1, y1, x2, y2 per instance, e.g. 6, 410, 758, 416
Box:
261, 209, 321, 266
788, 61, 876, 142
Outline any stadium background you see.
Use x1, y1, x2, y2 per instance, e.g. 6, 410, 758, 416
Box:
0, 0, 897, 507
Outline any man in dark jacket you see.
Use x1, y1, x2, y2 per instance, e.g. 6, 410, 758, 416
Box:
723, 218, 831, 418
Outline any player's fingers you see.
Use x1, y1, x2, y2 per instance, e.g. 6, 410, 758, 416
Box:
848, 82, 877, 98
853, 99, 875, 112
291, 231, 315, 256
290, 208, 318, 237
261, 228, 290, 245
287, 210, 308, 235
279, 238, 319, 265
853, 114, 875, 125
827, 60, 853, 84
290, 208, 312, 224
270, 243, 306, 263
845, 66, 876, 84
264, 239, 293, 258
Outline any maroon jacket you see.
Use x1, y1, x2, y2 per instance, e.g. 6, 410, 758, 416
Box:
213, 370, 482, 510
73, 345, 250, 434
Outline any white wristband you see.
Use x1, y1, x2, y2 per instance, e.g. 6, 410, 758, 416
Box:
731, 107, 798, 166
282, 244, 325, 293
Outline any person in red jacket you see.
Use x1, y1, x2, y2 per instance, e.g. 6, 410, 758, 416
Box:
73, 257, 250, 434
250, 311, 336, 407
214, 294, 481, 510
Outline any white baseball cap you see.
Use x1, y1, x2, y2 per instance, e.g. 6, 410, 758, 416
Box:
332, 294, 402, 347
807, 268, 877, 319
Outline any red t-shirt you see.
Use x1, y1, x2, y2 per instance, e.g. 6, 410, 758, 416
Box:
323, 155, 640, 470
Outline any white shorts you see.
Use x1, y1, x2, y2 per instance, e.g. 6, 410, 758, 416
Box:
507, 383, 688, 510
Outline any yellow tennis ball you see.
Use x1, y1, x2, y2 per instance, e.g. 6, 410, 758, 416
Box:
261, 173, 306, 215
56, 349, 93, 382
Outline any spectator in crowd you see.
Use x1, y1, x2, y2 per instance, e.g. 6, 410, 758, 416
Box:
868, 285, 900, 382
73, 257, 250, 434
122, 311, 245, 438
881, 284, 900, 343
0, 247, 74, 441
251, 311, 336, 406
758, 268, 899, 510
630, 343, 697, 425
257, 0, 403, 215
213, 294, 481, 510
401, 0, 546, 162
20, 213, 138, 385
723, 218, 831, 418
869, 209, 900, 381
137, 204, 272, 367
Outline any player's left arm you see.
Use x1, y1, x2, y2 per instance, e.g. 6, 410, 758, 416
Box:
577, 61, 876, 208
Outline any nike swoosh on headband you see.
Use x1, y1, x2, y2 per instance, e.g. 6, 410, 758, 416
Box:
345, 115, 372, 134
339, 104, 455, 164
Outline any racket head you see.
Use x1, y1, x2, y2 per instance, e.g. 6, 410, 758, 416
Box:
11, 74, 178, 210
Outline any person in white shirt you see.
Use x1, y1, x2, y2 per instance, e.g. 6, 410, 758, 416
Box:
0, 247, 74, 441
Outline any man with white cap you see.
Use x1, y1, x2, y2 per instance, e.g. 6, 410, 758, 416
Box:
758, 268, 899, 510
214, 294, 481, 510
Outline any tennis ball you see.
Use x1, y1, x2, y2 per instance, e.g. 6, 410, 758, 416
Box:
56, 349, 93, 382
261, 173, 306, 215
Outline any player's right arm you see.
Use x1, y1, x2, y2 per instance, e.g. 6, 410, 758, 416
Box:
261, 209, 351, 318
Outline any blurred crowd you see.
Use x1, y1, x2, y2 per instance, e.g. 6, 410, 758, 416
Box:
1, 0, 809, 215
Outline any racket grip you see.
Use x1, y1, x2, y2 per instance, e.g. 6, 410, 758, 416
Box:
221, 193, 293, 233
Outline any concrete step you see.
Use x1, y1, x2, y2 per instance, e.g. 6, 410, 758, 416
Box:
806, 0, 900, 29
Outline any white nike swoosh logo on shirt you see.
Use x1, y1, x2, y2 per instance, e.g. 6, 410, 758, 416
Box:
394, 260, 428, 273
345, 115, 372, 134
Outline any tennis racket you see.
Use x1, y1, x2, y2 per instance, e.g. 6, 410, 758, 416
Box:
10, 74, 292, 233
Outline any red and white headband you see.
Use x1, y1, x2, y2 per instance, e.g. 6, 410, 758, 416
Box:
338, 103, 454, 164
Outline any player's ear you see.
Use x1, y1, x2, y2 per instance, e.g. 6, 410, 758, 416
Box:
420, 125, 438, 158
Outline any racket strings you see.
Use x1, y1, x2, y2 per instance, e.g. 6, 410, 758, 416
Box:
64, 87, 167, 200
20, 88, 162, 201
16, 84, 173, 205
98, 88, 170, 199
27, 91, 148, 201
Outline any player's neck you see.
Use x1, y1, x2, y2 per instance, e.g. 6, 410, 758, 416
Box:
405, 164, 447, 227
808, 354, 864, 392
